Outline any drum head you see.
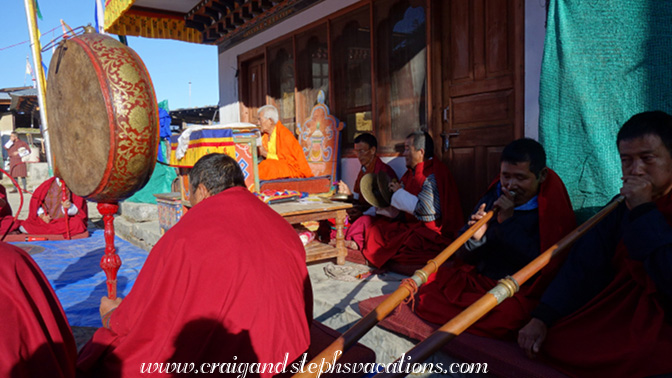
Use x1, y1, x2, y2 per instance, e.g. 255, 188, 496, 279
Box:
47, 30, 158, 201
47, 37, 109, 197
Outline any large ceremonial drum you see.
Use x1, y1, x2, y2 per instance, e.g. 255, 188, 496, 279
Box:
46, 28, 158, 202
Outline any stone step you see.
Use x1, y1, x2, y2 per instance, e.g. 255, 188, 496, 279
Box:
118, 201, 158, 223
114, 215, 160, 252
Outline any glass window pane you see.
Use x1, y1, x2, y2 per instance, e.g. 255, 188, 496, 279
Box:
296, 24, 329, 129
375, 0, 427, 145
268, 41, 296, 133
331, 5, 372, 146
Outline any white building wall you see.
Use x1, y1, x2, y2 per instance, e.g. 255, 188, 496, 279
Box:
217, 0, 547, 188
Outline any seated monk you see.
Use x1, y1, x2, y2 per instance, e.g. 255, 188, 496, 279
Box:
334, 133, 398, 250
20, 177, 87, 237
0, 241, 77, 377
415, 138, 575, 338
361, 131, 464, 273
257, 105, 313, 180
77, 154, 312, 378
518, 111, 672, 377
0, 185, 20, 235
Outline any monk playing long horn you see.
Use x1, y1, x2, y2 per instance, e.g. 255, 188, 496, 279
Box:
413, 138, 576, 338
518, 111, 672, 377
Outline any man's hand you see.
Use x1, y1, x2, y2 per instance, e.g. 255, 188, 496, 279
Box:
518, 318, 547, 358
388, 180, 402, 193
468, 203, 488, 241
621, 175, 653, 209
39, 213, 51, 223
338, 180, 352, 195
62, 199, 72, 210
259, 144, 268, 158
100, 296, 122, 318
494, 187, 515, 223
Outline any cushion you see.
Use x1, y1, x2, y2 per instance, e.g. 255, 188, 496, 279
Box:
260, 175, 332, 194
3, 230, 90, 242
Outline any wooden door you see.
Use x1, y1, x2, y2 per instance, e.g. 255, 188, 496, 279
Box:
438, 0, 523, 216
240, 55, 266, 123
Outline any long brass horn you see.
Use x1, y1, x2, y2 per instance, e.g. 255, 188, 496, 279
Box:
373, 196, 625, 378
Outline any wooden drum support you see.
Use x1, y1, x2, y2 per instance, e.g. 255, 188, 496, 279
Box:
46, 27, 159, 299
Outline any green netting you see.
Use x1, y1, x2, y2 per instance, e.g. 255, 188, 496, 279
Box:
540, 0, 672, 218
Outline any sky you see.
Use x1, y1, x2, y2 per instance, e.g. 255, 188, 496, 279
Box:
0, 1, 219, 110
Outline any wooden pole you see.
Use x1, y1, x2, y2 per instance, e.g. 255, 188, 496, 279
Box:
292, 211, 496, 378
373, 196, 625, 378
23, 0, 53, 173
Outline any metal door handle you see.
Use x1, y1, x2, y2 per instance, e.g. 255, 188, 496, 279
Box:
441, 130, 460, 150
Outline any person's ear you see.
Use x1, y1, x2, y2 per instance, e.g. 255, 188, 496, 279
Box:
538, 167, 548, 184
197, 183, 212, 200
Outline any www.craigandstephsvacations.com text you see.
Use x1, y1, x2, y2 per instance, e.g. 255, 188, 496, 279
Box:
139, 352, 489, 376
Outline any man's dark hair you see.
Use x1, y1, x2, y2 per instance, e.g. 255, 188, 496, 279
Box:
189, 153, 245, 195
407, 131, 434, 159
500, 138, 547, 177
354, 133, 378, 149
617, 111, 672, 155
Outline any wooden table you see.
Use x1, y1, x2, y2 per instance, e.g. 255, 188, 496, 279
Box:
270, 199, 352, 265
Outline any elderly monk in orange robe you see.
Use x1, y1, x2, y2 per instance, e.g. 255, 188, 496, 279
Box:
257, 105, 313, 180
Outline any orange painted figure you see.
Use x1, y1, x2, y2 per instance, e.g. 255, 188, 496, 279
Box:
257, 105, 313, 180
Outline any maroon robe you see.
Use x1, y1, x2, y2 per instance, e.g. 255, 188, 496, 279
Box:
5, 139, 30, 178
415, 169, 576, 338
0, 242, 77, 377
540, 193, 672, 377
77, 187, 312, 378
0, 185, 20, 235
362, 159, 464, 268
20, 177, 87, 236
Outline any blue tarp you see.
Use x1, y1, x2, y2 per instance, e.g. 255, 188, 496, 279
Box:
17, 229, 149, 327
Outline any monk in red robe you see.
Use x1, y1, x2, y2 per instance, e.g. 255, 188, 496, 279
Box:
362, 131, 464, 273
77, 153, 312, 378
0, 241, 77, 377
0, 185, 20, 235
4, 132, 30, 192
20, 177, 87, 237
518, 111, 672, 377
257, 105, 313, 180
334, 133, 398, 249
415, 138, 576, 338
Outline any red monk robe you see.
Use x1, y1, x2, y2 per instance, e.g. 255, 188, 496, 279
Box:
362, 159, 463, 269
20, 177, 87, 236
0, 242, 77, 377
77, 187, 312, 378
0, 185, 20, 235
415, 169, 575, 338
259, 121, 313, 180
531, 193, 672, 377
